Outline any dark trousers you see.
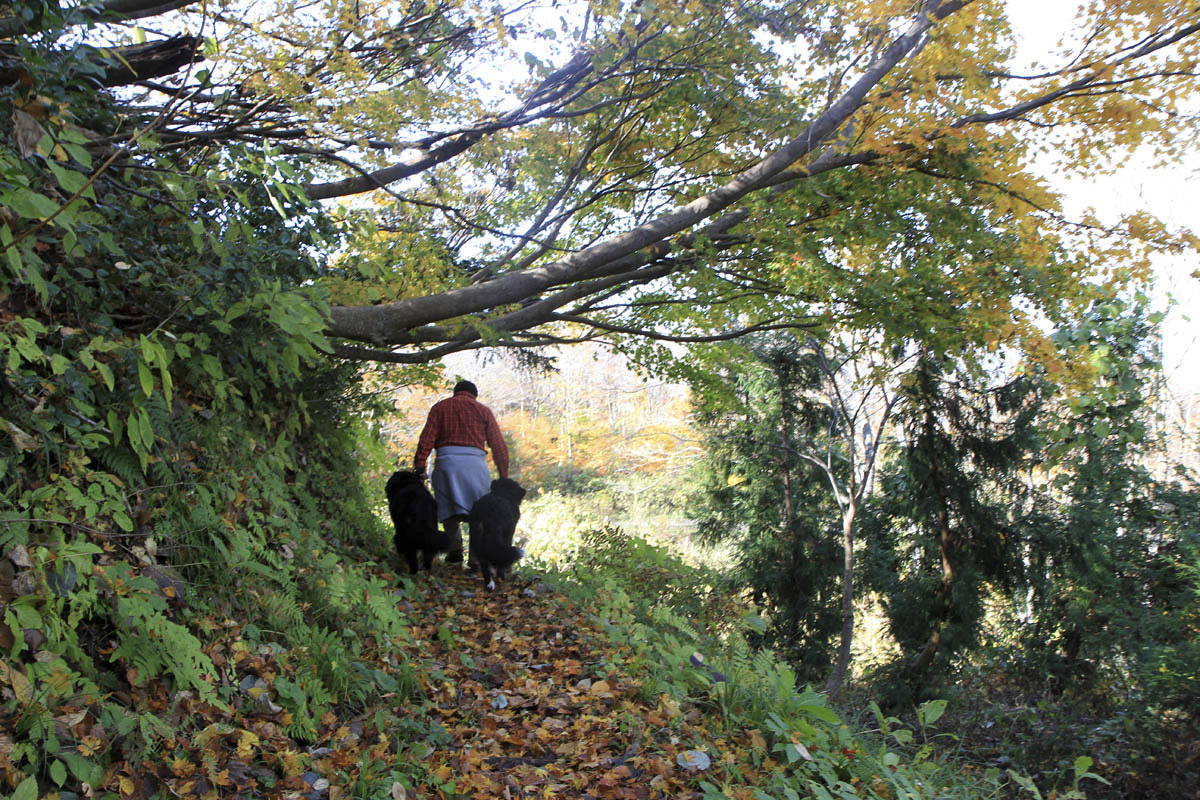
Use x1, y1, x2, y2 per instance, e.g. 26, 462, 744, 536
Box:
441, 515, 478, 566
443, 514, 465, 553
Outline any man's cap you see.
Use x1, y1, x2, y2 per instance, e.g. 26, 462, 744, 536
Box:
453, 380, 478, 396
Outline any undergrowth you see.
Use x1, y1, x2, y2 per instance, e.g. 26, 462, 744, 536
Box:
0, 11, 445, 792
525, 527, 1106, 800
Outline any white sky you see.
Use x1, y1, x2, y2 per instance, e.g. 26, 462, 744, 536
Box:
1005, 0, 1199, 396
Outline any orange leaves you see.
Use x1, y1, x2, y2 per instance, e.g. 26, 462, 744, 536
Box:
6, 546, 785, 800
378, 568, 788, 799
377, 343, 697, 488
77, 734, 103, 758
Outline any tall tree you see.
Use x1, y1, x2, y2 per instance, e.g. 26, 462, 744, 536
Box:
2, 0, 1196, 366
688, 332, 899, 690
802, 338, 901, 699
1024, 297, 1200, 704
861, 353, 1049, 690
857, 296, 1200, 719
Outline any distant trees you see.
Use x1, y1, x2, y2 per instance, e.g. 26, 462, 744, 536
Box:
375, 344, 697, 489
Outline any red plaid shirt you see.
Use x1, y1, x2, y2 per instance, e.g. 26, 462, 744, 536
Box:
413, 391, 509, 477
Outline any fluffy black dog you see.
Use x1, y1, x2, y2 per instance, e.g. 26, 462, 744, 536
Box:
385, 470, 450, 573
468, 477, 527, 591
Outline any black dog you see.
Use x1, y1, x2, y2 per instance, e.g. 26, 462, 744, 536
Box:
385, 470, 450, 573
468, 477, 527, 591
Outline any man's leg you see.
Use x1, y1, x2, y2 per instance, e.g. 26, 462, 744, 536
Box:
443, 515, 465, 563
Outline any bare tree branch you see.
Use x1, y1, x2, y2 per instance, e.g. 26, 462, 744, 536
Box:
0, 0, 197, 37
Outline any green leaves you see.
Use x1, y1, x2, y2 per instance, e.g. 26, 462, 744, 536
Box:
1, 186, 60, 219
137, 359, 155, 397
137, 333, 174, 407
126, 406, 154, 453
918, 698, 947, 727
11, 776, 37, 800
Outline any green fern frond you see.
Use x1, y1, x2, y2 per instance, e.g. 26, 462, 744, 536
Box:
94, 445, 143, 487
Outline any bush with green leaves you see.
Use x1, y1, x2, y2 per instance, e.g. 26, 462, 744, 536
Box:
0, 5, 427, 793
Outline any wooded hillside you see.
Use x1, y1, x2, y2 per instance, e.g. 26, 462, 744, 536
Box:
2, 0, 1199, 798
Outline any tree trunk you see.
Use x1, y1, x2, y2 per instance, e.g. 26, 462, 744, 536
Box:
824, 500, 857, 699
779, 375, 795, 526
908, 506, 954, 677
909, 395, 955, 680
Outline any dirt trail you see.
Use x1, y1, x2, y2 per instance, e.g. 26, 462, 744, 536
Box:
397, 565, 761, 799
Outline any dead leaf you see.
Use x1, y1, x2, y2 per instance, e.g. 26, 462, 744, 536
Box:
236, 729, 259, 759
6, 544, 32, 568
4, 423, 38, 452
12, 109, 45, 158
0, 661, 33, 705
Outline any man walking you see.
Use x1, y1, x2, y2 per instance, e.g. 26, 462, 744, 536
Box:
413, 380, 510, 565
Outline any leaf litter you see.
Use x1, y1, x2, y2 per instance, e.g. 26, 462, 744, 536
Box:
15, 561, 782, 800
391, 566, 778, 799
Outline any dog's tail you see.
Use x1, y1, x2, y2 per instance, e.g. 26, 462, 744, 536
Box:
480, 541, 526, 570
427, 528, 452, 553
470, 521, 525, 570
481, 545, 525, 591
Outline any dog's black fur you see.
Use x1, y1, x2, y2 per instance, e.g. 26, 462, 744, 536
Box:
386, 470, 450, 573
468, 477, 527, 590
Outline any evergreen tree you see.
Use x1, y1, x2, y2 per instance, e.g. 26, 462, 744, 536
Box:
690, 337, 842, 680
860, 355, 1051, 698
1023, 299, 1200, 709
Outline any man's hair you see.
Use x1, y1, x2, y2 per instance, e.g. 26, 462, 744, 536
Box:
453, 380, 478, 396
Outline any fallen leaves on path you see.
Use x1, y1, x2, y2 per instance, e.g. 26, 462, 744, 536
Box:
8, 560, 782, 800
399, 566, 780, 799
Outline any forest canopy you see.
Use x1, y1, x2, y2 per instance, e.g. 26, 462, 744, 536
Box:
3, 0, 1198, 367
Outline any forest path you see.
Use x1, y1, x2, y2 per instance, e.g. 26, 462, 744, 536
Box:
393, 565, 761, 799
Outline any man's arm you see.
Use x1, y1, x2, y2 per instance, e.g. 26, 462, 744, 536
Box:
485, 411, 509, 478
413, 406, 441, 475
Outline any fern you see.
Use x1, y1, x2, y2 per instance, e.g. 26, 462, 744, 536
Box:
650, 605, 702, 643
273, 675, 327, 742
361, 577, 412, 641
260, 589, 307, 636
109, 588, 218, 702
94, 445, 143, 488
164, 401, 200, 449
147, 450, 177, 488
297, 626, 356, 703
273, 627, 349, 739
